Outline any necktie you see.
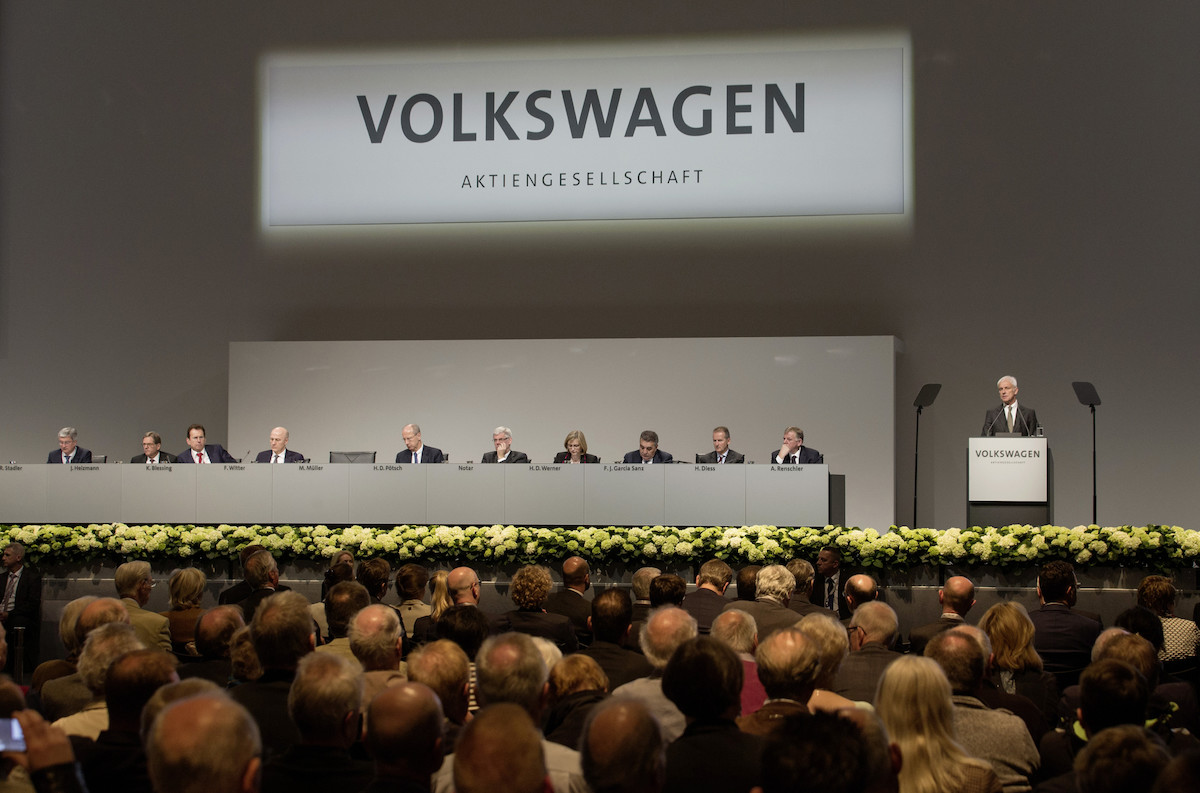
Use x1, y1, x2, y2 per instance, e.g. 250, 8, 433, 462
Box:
3, 573, 17, 610
63, 453, 70, 464
273, 454, 280, 464
826, 578, 835, 610
718, 453, 725, 464
196, 451, 203, 463
413, 452, 419, 464
1006, 406, 1014, 432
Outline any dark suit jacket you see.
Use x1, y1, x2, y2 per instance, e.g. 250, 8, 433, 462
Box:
174, 444, 238, 463
395, 445, 444, 464
769, 446, 823, 464
810, 572, 852, 620
544, 589, 592, 635
553, 452, 600, 463
481, 450, 530, 463
622, 450, 674, 464
229, 669, 300, 760
907, 613, 966, 656
722, 598, 803, 642
681, 587, 729, 634
131, 452, 178, 463
982, 403, 1039, 436
663, 719, 763, 793
0, 566, 42, 659
696, 450, 746, 464
504, 609, 578, 654
581, 640, 654, 689
834, 642, 903, 704
48, 447, 92, 463
1029, 603, 1101, 688
255, 449, 306, 463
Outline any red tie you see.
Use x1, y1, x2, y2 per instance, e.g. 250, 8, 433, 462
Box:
196, 451, 203, 463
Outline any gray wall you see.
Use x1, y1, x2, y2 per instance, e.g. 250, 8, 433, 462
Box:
2, 2, 1197, 531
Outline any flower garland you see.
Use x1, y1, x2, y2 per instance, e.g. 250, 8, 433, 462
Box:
2, 523, 1195, 570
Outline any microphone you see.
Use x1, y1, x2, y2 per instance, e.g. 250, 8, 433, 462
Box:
246, 450, 254, 463
1016, 407, 1034, 436
983, 406, 1005, 436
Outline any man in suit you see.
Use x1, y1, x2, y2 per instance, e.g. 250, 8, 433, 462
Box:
114, 560, 172, 652
396, 423, 444, 464
907, 575, 975, 655
770, 426, 823, 465
254, 426, 305, 463
682, 559, 732, 634
0, 541, 41, 675
783, 559, 826, 619
175, 423, 238, 463
580, 588, 653, 690
981, 375, 1039, 436
147, 692, 263, 793
544, 556, 592, 643
48, 426, 92, 463
810, 547, 851, 620
833, 601, 902, 704
131, 431, 177, 464
480, 426, 530, 464
721, 565, 803, 643
622, 430, 673, 464
1029, 560, 1102, 688
696, 426, 745, 464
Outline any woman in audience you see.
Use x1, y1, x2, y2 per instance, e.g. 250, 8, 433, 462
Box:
1137, 575, 1200, 664
978, 601, 1060, 724
544, 654, 609, 750
553, 430, 599, 464
876, 656, 1002, 793
1115, 605, 1167, 655
312, 561, 353, 642
503, 565, 578, 653
320, 548, 355, 599
428, 570, 452, 621
396, 563, 432, 638
160, 568, 208, 655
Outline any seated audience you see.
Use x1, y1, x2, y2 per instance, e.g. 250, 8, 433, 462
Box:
611, 606, 698, 743
1136, 576, 1199, 665
1029, 561, 1101, 690
580, 589, 653, 690
396, 564, 432, 638
796, 611, 858, 714
405, 640, 471, 754
649, 575, 687, 609
320, 548, 355, 601
348, 603, 407, 705
722, 565, 802, 642
54, 622, 145, 739
452, 703, 548, 793
783, 559, 824, 619
737, 627, 820, 736
579, 698, 665, 793
1072, 725, 1170, 793
145, 692, 263, 793
545, 654, 609, 750
978, 601, 1060, 726
236, 551, 286, 625
876, 655, 1002, 793
711, 609, 767, 717
363, 682, 445, 793
503, 565, 578, 654
178, 605, 244, 687
30, 596, 95, 696
908, 576, 975, 656
114, 561, 172, 652
843, 574, 880, 621
159, 568, 208, 656
311, 561, 353, 642
681, 559, 732, 634
219, 545, 290, 606
834, 601, 902, 705
42, 598, 131, 721
544, 557, 594, 646
735, 565, 761, 602
315, 581, 370, 664
754, 711, 884, 793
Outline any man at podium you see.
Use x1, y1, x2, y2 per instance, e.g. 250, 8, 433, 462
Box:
981, 375, 1039, 436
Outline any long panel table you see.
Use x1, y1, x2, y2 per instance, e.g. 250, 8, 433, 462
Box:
1, 461, 830, 527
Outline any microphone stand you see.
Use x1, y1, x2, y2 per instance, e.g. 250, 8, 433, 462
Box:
912, 384, 942, 528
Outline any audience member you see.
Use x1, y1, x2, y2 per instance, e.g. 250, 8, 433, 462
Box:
219, 545, 290, 606
908, 576, 975, 656
363, 682, 445, 793
834, 601, 902, 704
30, 595, 94, 696
630, 567, 661, 623
311, 561, 353, 642
1136, 576, 1199, 665
681, 559, 732, 634
319, 549, 355, 601
796, 611, 858, 714
876, 655, 1002, 793
1151, 747, 1200, 793
579, 698, 665, 793
544, 557, 593, 645
844, 574, 880, 620
316, 581, 371, 664
580, 589, 653, 689
661, 636, 764, 793
504, 565, 578, 654
783, 559, 824, 619
737, 627, 819, 736
1114, 606, 1166, 655
405, 640, 470, 754
950, 624, 1050, 747
711, 609, 767, 717
544, 654, 609, 750
1073, 725, 1170, 793
1029, 561, 1102, 689
722, 565, 800, 642
178, 605, 244, 686
348, 603, 407, 704
735, 565, 761, 602
811, 547, 850, 619
451, 703, 550, 793
140, 678, 222, 740
237, 551, 286, 624
114, 561, 172, 652
396, 564, 432, 639
753, 711, 874, 793
54, 622, 145, 739
145, 692, 262, 793
978, 602, 1060, 726
1, 541, 42, 676
611, 606, 697, 743
649, 575, 686, 608
159, 568, 208, 656
41, 597, 130, 720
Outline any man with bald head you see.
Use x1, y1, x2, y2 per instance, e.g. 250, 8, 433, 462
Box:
349, 603, 406, 704
545, 557, 593, 644
843, 574, 879, 623
255, 427, 304, 463
737, 627, 821, 736
580, 698, 666, 793
396, 424, 444, 464
908, 575, 976, 656
364, 682, 445, 793
452, 703, 548, 793
146, 692, 262, 793
611, 606, 698, 743
833, 601, 902, 705
412, 566, 505, 645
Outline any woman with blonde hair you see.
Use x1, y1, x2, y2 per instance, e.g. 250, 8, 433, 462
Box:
553, 430, 600, 464
159, 568, 208, 655
428, 569, 452, 621
876, 656, 1001, 793
978, 601, 1059, 723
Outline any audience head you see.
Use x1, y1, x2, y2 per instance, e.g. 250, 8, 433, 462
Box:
755, 627, 821, 703
631, 567, 662, 602
580, 698, 666, 793
328, 547, 355, 569
978, 601, 1042, 673
243, 550, 278, 589
428, 569, 452, 618
438, 604, 491, 659
1094, 632, 1161, 689
146, 693, 262, 793
475, 632, 549, 718
784, 559, 814, 597
238, 544, 267, 574
648, 574, 686, 608
550, 654, 609, 703
940, 576, 975, 616
639, 606, 698, 670
453, 703, 546, 793
1075, 725, 1170, 793
1079, 659, 1149, 735
735, 565, 761, 601
322, 561, 354, 595
844, 574, 878, 611
395, 563, 429, 602
288, 651, 364, 746
815, 546, 842, 578
511, 565, 553, 610
662, 636, 743, 721
447, 567, 481, 605
797, 611, 851, 688
697, 559, 733, 593
1092, 627, 1131, 662
167, 568, 207, 610
195, 605, 246, 660
356, 558, 392, 601
1114, 606, 1165, 652
756, 712, 872, 793
710, 609, 758, 655
365, 682, 445, 780
849, 601, 899, 648
590, 588, 634, 644
924, 629, 985, 695
325, 581, 371, 639
59, 595, 98, 658
105, 649, 179, 731
76, 596, 131, 647
562, 556, 591, 590
1136, 575, 1177, 617
1152, 748, 1200, 793
755, 565, 796, 604
115, 560, 155, 604
79, 622, 145, 696
405, 639, 471, 725
140, 678, 222, 741
229, 625, 262, 683
348, 603, 404, 671
249, 590, 315, 671
1038, 560, 1078, 605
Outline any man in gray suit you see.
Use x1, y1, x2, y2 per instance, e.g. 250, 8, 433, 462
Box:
721, 565, 802, 643
481, 426, 530, 464
833, 601, 902, 704
115, 561, 172, 652
696, 426, 745, 464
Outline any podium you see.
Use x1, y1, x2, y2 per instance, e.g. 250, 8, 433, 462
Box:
966, 437, 1051, 526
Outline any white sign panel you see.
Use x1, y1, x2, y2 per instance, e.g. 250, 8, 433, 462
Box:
967, 438, 1048, 503
262, 34, 908, 225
